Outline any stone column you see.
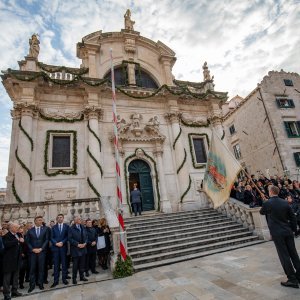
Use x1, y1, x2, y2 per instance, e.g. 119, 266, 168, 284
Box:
85, 106, 102, 198
209, 103, 223, 138
88, 50, 97, 78
153, 147, 172, 213
14, 104, 36, 202
165, 112, 191, 209
127, 63, 136, 85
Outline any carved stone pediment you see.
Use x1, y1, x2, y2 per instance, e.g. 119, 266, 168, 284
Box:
40, 108, 82, 120
180, 113, 208, 126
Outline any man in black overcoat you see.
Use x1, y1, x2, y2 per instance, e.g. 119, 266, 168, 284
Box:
68, 216, 88, 284
260, 185, 300, 288
2, 222, 23, 300
85, 219, 99, 276
25, 216, 49, 292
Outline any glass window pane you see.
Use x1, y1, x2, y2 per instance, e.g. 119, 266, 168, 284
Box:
52, 136, 71, 168
193, 138, 207, 163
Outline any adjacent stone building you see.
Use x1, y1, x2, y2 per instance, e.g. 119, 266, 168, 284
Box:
1, 11, 227, 216
223, 70, 300, 180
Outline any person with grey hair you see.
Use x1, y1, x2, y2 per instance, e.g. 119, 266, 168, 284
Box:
2, 222, 23, 299
260, 185, 300, 288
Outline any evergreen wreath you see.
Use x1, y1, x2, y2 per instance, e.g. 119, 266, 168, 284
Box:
39, 110, 84, 123
87, 146, 103, 177
113, 255, 134, 278
87, 121, 101, 151
87, 177, 101, 197
44, 130, 77, 176
12, 177, 23, 203
19, 119, 34, 151
180, 175, 192, 203
15, 148, 32, 180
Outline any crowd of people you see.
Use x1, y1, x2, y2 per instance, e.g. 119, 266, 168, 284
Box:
0, 214, 111, 300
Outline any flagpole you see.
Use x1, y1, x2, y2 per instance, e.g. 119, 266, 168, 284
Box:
110, 48, 127, 261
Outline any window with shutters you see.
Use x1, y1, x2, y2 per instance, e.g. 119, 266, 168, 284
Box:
229, 124, 236, 135
294, 152, 300, 167
233, 144, 242, 159
49, 133, 73, 169
284, 121, 300, 138
284, 79, 293, 86
189, 134, 209, 168
276, 98, 295, 108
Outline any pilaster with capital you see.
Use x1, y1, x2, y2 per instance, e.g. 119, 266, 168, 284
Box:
160, 58, 174, 86
14, 104, 37, 202
84, 106, 103, 197
164, 112, 191, 204
153, 146, 172, 212
208, 103, 223, 138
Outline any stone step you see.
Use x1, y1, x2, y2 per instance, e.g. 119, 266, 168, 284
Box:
131, 235, 260, 265
128, 227, 250, 251
127, 223, 243, 246
130, 231, 254, 259
125, 211, 220, 228
125, 208, 214, 224
126, 215, 227, 233
133, 240, 265, 272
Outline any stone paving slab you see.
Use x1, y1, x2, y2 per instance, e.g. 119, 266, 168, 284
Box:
13, 239, 300, 299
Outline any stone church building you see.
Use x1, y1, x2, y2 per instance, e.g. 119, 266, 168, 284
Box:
2, 11, 227, 217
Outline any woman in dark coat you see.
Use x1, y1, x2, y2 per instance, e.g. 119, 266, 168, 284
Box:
97, 218, 111, 270
18, 225, 29, 289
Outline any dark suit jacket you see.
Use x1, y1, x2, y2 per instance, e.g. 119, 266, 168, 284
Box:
68, 224, 88, 257
51, 223, 69, 252
25, 226, 50, 252
2, 231, 22, 273
86, 227, 97, 254
260, 196, 297, 236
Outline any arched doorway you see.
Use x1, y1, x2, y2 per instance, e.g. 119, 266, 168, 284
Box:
128, 159, 155, 211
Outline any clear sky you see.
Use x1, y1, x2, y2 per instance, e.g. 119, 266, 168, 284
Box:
0, 0, 299, 188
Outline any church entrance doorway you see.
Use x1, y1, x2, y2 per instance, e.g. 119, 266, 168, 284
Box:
128, 159, 155, 211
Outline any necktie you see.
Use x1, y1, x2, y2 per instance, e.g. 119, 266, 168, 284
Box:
59, 224, 62, 233
37, 227, 40, 238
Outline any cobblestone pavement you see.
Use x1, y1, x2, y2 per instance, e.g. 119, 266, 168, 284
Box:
15, 239, 300, 299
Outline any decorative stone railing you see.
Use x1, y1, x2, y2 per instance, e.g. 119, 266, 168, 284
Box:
47, 71, 75, 81
0, 198, 100, 224
216, 198, 270, 240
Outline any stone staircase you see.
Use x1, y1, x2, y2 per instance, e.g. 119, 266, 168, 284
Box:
125, 208, 264, 272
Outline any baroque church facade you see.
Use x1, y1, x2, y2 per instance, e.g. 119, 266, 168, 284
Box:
2, 11, 227, 216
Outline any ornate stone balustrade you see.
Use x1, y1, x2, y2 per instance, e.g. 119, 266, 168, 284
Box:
47, 71, 75, 81
0, 198, 100, 224
217, 198, 270, 240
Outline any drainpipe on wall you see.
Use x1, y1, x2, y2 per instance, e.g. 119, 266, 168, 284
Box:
258, 87, 285, 173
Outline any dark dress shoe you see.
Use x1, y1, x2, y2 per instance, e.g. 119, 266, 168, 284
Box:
39, 285, 45, 290
11, 291, 23, 297
85, 272, 90, 277
92, 271, 99, 274
28, 286, 35, 293
63, 280, 69, 285
19, 284, 24, 289
72, 279, 77, 285
66, 275, 71, 279
80, 277, 88, 282
50, 283, 58, 288
281, 280, 299, 288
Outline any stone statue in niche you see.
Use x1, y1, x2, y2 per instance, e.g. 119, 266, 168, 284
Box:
124, 9, 135, 31
28, 34, 40, 58
131, 112, 142, 128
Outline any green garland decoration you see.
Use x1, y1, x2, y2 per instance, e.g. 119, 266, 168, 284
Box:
39, 111, 84, 123
221, 129, 225, 140
87, 177, 101, 197
19, 120, 34, 151
124, 149, 160, 212
38, 62, 88, 75
172, 126, 182, 150
12, 178, 23, 203
180, 117, 210, 128
180, 175, 192, 203
44, 130, 77, 176
15, 148, 32, 180
113, 255, 134, 278
188, 133, 210, 169
87, 121, 101, 151
177, 148, 187, 174
87, 146, 103, 177
7, 69, 227, 100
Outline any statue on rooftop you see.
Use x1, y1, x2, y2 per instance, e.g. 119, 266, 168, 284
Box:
124, 9, 135, 31
28, 34, 40, 58
203, 61, 211, 81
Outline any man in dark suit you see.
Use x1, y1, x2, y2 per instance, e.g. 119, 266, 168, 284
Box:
50, 214, 69, 288
25, 216, 49, 292
2, 222, 23, 300
260, 185, 300, 288
68, 216, 88, 284
85, 219, 99, 276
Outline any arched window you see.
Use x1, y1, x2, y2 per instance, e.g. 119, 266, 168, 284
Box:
105, 65, 158, 89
